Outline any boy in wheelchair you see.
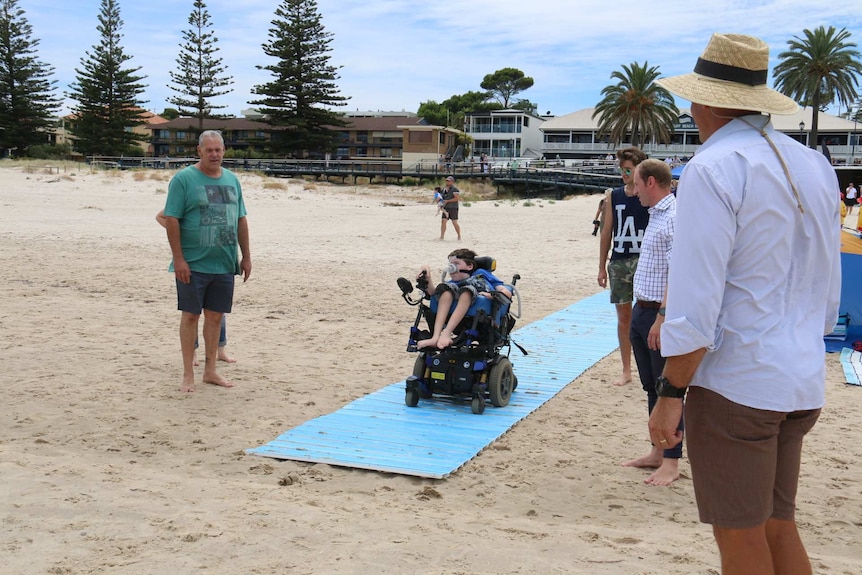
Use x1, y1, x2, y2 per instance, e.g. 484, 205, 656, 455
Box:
397, 248, 521, 413
416, 248, 512, 350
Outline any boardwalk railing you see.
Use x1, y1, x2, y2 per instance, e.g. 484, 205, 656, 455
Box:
85, 155, 623, 196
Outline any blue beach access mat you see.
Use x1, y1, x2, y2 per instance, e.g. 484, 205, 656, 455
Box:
247, 292, 619, 478
840, 347, 862, 386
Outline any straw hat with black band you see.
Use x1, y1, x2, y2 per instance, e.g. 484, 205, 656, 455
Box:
657, 33, 798, 116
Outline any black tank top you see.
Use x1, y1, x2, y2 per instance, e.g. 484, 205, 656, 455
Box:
609, 185, 649, 260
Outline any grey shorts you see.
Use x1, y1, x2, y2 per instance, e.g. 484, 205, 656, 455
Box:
685, 386, 820, 529
608, 256, 638, 304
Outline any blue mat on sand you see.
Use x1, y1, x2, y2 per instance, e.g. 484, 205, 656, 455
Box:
247, 292, 619, 478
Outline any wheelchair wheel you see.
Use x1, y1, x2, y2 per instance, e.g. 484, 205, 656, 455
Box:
413, 354, 432, 398
488, 357, 514, 407
471, 395, 485, 414
405, 387, 420, 407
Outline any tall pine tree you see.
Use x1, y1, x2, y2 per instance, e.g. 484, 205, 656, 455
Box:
168, 0, 233, 132
250, 0, 348, 157
67, 0, 147, 157
0, 0, 60, 157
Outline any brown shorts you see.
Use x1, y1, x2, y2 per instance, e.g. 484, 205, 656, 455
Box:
685, 386, 820, 529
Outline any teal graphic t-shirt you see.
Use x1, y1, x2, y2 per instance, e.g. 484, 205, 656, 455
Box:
164, 165, 247, 274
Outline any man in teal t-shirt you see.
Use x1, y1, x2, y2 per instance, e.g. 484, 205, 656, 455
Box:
163, 130, 251, 393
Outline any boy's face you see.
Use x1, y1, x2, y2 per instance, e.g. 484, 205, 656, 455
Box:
448, 256, 472, 278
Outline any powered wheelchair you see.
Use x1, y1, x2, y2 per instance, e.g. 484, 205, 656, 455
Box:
396, 257, 526, 414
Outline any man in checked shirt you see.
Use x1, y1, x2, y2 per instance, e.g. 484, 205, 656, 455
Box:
622, 158, 682, 486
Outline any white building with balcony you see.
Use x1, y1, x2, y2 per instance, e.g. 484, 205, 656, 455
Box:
464, 109, 546, 160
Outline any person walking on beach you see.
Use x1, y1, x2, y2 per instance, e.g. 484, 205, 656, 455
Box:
162, 130, 252, 393
650, 33, 840, 574
623, 159, 682, 487
597, 147, 649, 386
440, 176, 461, 240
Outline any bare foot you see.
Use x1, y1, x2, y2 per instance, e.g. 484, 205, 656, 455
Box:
644, 459, 680, 486
218, 349, 237, 363
203, 372, 235, 388
179, 374, 196, 393
622, 451, 662, 469
417, 336, 438, 350
612, 372, 632, 386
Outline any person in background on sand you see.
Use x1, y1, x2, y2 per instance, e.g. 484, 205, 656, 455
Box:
623, 159, 682, 487
163, 130, 251, 393
432, 186, 447, 218
597, 147, 649, 386
416, 248, 510, 350
651, 33, 840, 574
440, 175, 461, 240
157, 210, 236, 365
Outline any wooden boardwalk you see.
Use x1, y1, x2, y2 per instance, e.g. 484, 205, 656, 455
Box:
87, 156, 620, 196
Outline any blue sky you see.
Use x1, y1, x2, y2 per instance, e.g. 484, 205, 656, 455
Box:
20, 0, 862, 119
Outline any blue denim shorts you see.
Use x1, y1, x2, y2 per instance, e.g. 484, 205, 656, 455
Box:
176, 272, 235, 314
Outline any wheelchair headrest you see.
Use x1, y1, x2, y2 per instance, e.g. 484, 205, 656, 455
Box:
474, 256, 496, 272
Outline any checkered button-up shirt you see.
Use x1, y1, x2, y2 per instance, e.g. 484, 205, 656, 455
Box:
633, 193, 675, 303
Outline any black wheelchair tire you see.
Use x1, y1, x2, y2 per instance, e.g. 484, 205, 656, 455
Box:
488, 357, 514, 407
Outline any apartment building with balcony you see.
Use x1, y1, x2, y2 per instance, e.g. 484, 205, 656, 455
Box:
148, 117, 273, 156
464, 109, 546, 159
332, 111, 426, 160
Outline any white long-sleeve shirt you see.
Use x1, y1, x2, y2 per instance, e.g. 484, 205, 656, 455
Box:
661, 116, 841, 412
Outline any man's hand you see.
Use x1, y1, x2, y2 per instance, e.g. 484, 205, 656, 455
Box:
648, 316, 663, 350
649, 397, 684, 449
240, 257, 252, 282
597, 268, 608, 288
174, 259, 191, 284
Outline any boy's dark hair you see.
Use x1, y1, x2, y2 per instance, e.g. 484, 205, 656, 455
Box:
617, 147, 647, 165
448, 248, 477, 269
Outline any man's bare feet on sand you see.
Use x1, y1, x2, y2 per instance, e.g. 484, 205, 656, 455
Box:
180, 375, 196, 393
194, 351, 237, 365
622, 451, 662, 469
203, 372, 235, 388
644, 460, 680, 486
612, 373, 632, 386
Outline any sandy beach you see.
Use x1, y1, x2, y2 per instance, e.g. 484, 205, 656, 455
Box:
1, 161, 860, 574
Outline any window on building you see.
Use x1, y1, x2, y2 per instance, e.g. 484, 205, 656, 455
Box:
409, 131, 431, 143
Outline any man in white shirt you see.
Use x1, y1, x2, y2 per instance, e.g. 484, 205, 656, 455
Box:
651, 33, 841, 574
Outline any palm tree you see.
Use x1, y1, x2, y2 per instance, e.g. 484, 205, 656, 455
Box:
593, 61, 679, 148
774, 26, 862, 148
